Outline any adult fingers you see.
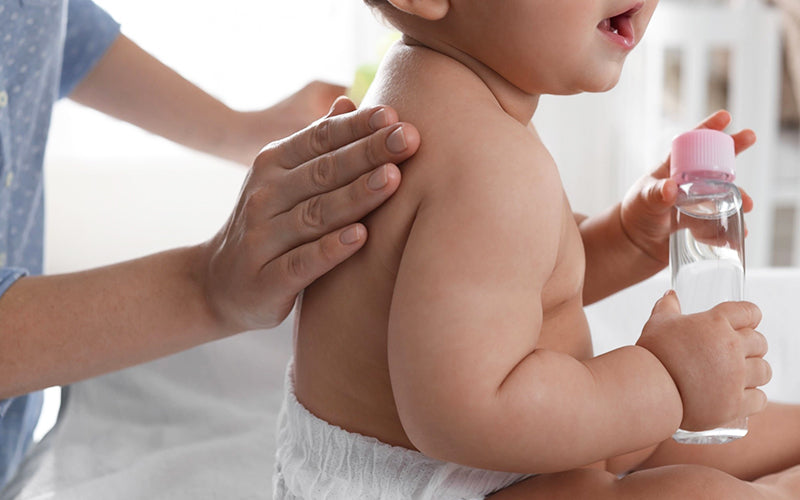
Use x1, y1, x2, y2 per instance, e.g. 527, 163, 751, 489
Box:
262, 164, 402, 259
326, 95, 357, 118
713, 301, 762, 329
741, 387, 768, 417
268, 103, 403, 169
275, 122, 419, 209
744, 357, 773, 389
259, 223, 368, 301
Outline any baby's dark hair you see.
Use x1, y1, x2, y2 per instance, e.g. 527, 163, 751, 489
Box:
363, 0, 388, 7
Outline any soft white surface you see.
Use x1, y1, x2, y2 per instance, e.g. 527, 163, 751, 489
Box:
17, 325, 293, 500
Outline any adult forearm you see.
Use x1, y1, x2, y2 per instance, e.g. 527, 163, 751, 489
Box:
579, 203, 666, 305
68, 34, 257, 165
0, 245, 227, 399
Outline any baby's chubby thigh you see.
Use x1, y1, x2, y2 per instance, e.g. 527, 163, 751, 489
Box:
486, 463, 759, 499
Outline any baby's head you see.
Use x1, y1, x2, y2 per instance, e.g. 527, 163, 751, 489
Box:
363, 0, 658, 96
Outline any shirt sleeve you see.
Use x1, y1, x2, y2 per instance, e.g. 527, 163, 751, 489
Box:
0, 267, 27, 299
59, 0, 122, 99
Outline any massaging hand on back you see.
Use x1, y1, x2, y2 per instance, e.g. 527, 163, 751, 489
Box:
203, 97, 421, 332
0, 97, 420, 399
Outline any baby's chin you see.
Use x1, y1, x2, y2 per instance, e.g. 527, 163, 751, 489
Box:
575, 65, 626, 94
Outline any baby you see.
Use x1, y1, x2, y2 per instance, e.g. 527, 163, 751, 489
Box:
274, 1, 800, 498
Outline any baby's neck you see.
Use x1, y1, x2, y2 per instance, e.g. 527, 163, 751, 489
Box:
400, 34, 539, 125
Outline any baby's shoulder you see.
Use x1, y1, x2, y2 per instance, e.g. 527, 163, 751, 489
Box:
374, 48, 549, 172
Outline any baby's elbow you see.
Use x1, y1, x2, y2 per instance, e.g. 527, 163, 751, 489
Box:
396, 392, 495, 466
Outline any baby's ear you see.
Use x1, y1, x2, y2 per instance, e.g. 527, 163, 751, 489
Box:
386, 0, 449, 20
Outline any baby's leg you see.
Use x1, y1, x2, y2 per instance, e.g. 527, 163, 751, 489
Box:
487, 465, 775, 499
638, 402, 800, 480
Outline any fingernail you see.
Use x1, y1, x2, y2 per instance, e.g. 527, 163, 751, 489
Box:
326, 99, 340, 117
340, 225, 363, 245
369, 108, 389, 131
386, 126, 407, 154
367, 165, 389, 190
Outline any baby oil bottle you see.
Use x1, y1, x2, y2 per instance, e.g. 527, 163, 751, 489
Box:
669, 129, 747, 445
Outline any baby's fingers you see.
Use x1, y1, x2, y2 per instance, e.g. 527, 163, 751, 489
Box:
739, 327, 768, 358
694, 109, 756, 156
742, 387, 768, 417
744, 357, 773, 389
696, 109, 732, 132
713, 301, 762, 329
732, 128, 757, 156
739, 186, 754, 213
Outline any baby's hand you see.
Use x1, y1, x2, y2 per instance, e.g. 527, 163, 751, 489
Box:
619, 110, 755, 264
636, 291, 771, 432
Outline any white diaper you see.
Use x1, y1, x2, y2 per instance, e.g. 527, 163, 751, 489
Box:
272, 362, 529, 500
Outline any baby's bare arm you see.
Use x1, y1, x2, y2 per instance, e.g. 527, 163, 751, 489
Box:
579, 204, 666, 305
387, 122, 683, 473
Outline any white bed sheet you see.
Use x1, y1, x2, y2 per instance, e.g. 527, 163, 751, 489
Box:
13, 268, 800, 499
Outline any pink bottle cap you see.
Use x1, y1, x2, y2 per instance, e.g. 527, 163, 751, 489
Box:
670, 129, 736, 182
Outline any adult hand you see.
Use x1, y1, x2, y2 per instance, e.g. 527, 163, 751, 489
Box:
619, 110, 756, 264
202, 97, 420, 333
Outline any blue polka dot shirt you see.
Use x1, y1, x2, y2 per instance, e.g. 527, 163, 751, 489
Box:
0, 0, 119, 489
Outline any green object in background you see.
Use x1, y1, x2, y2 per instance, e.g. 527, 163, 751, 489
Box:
348, 62, 379, 106
347, 31, 401, 106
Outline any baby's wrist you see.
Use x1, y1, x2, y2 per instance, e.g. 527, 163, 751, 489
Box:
630, 343, 683, 430
616, 203, 668, 267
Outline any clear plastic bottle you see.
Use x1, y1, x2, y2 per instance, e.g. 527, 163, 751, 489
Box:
669, 129, 747, 445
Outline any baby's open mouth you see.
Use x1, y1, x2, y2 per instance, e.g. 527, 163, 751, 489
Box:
598, 2, 644, 48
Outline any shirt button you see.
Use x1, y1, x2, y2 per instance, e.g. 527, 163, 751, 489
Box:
5, 171, 12, 187
0, 91, 7, 108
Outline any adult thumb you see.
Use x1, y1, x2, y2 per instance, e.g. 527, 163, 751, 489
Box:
652, 290, 682, 316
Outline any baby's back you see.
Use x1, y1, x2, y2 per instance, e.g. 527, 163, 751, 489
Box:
293, 43, 494, 450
